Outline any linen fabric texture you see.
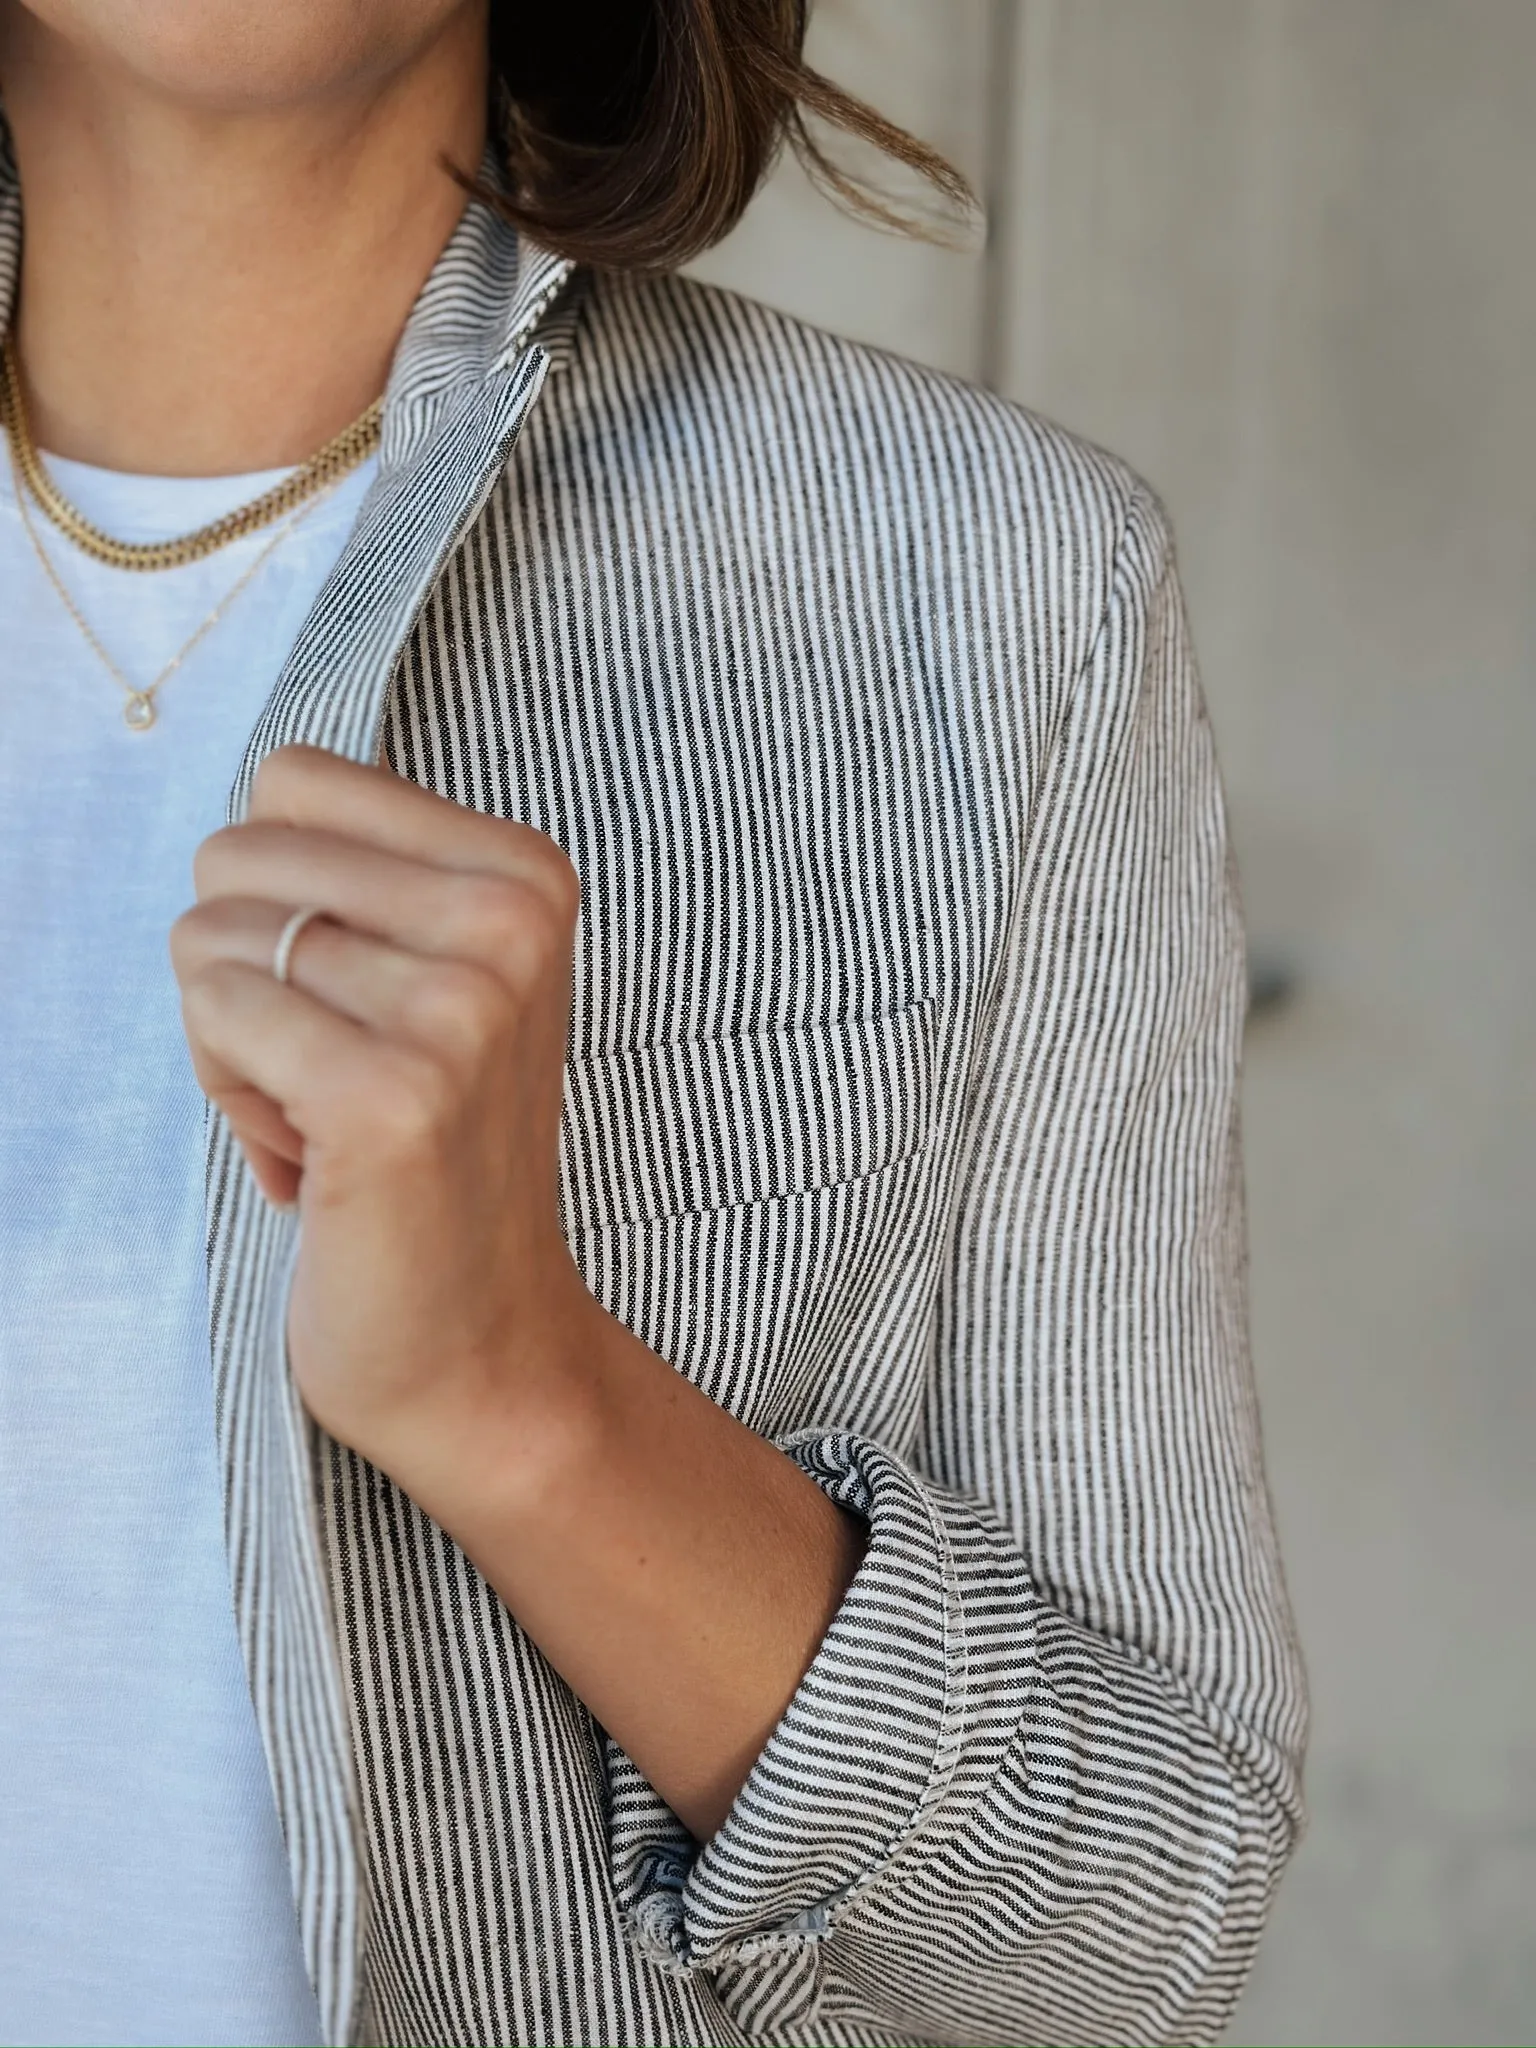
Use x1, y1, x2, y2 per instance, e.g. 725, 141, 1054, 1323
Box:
0, 125, 1307, 2048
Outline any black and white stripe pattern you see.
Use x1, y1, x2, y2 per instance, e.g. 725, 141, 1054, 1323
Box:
0, 124, 1307, 2047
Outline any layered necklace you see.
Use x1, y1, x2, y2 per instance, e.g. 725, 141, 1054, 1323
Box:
0, 331, 382, 728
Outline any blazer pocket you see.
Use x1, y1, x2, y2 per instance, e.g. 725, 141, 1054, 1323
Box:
560, 995, 938, 1232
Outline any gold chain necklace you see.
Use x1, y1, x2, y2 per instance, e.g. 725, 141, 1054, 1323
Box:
7, 426, 335, 730
0, 331, 381, 573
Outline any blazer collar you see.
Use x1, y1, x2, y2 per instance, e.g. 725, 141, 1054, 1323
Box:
0, 115, 18, 337
375, 144, 577, 472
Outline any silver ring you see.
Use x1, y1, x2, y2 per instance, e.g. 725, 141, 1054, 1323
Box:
272, 905, 325, 986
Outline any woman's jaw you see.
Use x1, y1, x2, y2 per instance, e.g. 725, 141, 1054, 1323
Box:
0, 0, 485, 113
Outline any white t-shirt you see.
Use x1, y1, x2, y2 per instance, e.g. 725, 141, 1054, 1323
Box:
0, 446, 377, 2048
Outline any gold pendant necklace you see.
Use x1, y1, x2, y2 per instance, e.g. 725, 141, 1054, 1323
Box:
7, 429, 335, 730
0, 330, 381, 572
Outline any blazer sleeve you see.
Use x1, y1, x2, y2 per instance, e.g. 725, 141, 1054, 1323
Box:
604, 485, 1309, 2047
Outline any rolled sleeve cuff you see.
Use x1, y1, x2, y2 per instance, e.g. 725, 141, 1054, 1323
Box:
606, 1430, 970, 1977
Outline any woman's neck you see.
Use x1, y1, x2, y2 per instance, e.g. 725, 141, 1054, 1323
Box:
0, 4, 486, 475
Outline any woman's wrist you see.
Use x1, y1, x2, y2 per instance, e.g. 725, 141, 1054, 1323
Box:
355, 1269, 629, 1547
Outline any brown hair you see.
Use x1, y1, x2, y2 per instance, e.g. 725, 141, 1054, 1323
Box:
475, 1, 972, 271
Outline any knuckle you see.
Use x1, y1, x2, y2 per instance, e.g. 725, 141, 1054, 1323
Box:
457, 873, 528, 956
400, 960, 503, 1057
168, 909, 224, 986
540, 846, 582, 923
166, 907, 202, 976
364, 1048, 455, 1157
180, 959, 238, 1032
250, 743, 327, 814
185, 1045, 225, 1099
190, 826, 242, 895
453, 856, 578, 972
497, 916, 550, 992
179, 975, 215, 1034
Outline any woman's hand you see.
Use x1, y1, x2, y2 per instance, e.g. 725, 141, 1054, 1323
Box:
172, 743, 864, 1840
171, 742, 601, 1490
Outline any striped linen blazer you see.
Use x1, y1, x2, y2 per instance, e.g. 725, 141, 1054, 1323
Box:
0, 132, 1308, 2048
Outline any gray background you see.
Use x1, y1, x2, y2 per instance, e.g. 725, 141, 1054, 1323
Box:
690, 5, 1536, 2042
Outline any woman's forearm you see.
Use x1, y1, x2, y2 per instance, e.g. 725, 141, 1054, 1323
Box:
381, 1287, 867, 1842
173, 744, 867, 1845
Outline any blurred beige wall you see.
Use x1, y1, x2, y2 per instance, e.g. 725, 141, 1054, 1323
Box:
691, 5, 1536, 2043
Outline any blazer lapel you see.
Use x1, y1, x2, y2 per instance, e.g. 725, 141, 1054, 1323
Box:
0, 119, 19, 333
206, 193, 574, 2044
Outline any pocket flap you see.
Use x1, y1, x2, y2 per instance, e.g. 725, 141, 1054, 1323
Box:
560, 996, 937, 1231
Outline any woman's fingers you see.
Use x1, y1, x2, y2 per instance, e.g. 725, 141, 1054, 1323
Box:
174, 749, 579, 1208
192, 823, 574, 994
220, 1081, 308, 1167
244, 744, 579, 909
174, 897, 512, 1060
175, 901, 523, 1205
230, 1126, 303, 1210
171, 894, 296, 979
181, 958, 376, 1136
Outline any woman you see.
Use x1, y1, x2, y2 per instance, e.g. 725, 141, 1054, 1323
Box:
0, 3, 1307, 2045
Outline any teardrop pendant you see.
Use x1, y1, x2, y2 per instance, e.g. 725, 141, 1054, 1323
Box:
123, 693, 157, 731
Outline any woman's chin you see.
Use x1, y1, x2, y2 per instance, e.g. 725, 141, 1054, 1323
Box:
4, 0, 481, 115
